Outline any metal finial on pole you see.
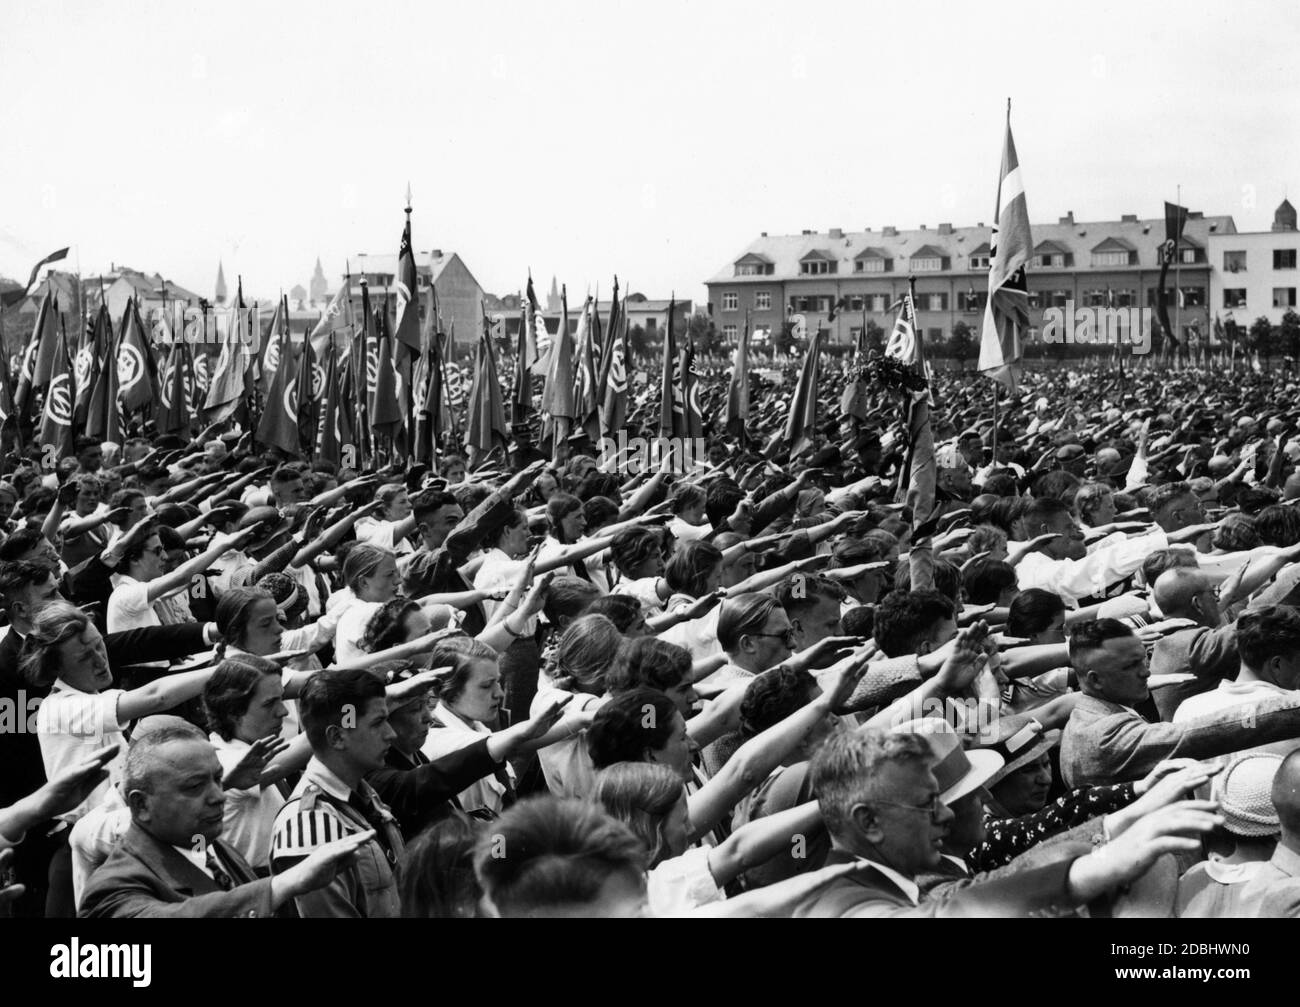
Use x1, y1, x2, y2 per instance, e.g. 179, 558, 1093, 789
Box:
405, 182, 412, 215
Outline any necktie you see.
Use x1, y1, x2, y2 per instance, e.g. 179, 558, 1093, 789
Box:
205, 846, 235, 891
348, 790, 398, 865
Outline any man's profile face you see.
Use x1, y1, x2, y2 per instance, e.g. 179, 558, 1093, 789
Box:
859, 760, 952, 875
133, 739, 226, 846
1157, 493, 1205, 534
420, 504, 464, 547
274, 476, 306, 505
1085, 636, 1150, 706
1040, 512, 1086, 561
793, 597, 843, 649
741, 608, 795, 670
336, 697, 396, 773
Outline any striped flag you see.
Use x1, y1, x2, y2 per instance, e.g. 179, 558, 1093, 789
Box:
38, 316, 75, 459
600, 286, 630, 437
74, 305, 108, 429
978, 107, 1032, 389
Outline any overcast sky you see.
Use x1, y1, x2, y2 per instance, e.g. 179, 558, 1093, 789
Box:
2, 0, 1297, 306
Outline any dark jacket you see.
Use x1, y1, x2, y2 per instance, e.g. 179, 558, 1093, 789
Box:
79, 824, 274, 919
365, 737, 502, 839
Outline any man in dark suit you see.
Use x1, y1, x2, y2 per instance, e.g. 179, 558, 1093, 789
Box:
79, 722, 368, 918
793, 728, 1217, 917
0, 561, 218, 917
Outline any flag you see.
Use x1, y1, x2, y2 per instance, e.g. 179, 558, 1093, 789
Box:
156, 342, 190, 436
355, 281, 377, 463
316, 344, 344, 467
659, 296, 680, 439
257, 296, 286, 396
204, 283, 251, 423
524, 274, 547, 371
1155, 200, 1190, 348
38, 316, 76, 458
394, 215, 422, 352
885, 290, 920, 365
466, 323, 509, 455
296, 337, 318, 458
87, 315, 122, 444
573, 297, 601, 441
600, 286, 630, 437
257, 321, 301, 455
679, 338, 703, 441
979, 108, 1032, 388
541, 287, 574, 420
74, 304, 109, 429
22, 248, 69, 296
783, 327, 822, 456
118, 297, 159, 414
722, 312, 751, 438
371, 308, 403, 438
512, 305, 533, 427
309, 283, 351, 357
13, 289, 60, 422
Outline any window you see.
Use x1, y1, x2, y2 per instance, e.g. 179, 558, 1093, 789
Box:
1180, 247, 1201, 264
1147, 288, 1175, 308
646, 317, 657, 332
1027, 291, 1043, 310
846, 296, 865, 312
1049, 290, 1070, 308
927, 328, 944, 342
958, 291, 986, 312
721, 292, 739, 312
754, 291, 771, 311
815, 296, 832, 313
1179, 287, 1205, 307
722, 324, 738, 341
855, 258, 888, 273
735, 263, 774, 277
1091, 251, 1134, 267
970, 254, 990, 270
800, 259, 837, 276
1274, 249, 1297, 269
1115, 289, 1136, 307
868, 294, 891, 312
1223, 289, 1247, 309
1274, 288, 1297, 308
1223, 250, 1247, 273
911, 257, 943, 272
1083, 290, 1108, 308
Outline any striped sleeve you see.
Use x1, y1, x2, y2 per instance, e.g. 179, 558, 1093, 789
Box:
269, 804, 354, 869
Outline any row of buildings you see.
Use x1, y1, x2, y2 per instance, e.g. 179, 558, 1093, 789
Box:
704, 199, 1300, 348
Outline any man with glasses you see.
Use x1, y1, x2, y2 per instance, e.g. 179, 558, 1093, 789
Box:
794, 726, 1220, 917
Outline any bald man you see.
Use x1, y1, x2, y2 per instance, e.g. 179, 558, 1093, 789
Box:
1149, 567, 1238, 721
1234, 749, 1300, 917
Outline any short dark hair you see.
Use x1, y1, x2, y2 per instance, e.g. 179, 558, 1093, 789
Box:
0, 528, 46, 564
297, 668, 387, 750
412, 490, 460, 525
581, 595, 644, 634
841, 604, 874, 638
604, 637, 691, 696
871, 590, 955, 658
777, 573, 846, 617
587, 689, 679, 770
473, 796, 647, 917
961, 558, 1018, 606
1067, 618, 1136, 668
716, 592, 782, 652
609, 526, 664, 578
1006, 588, 1065, 638
739, 665, 817, 740
705, 480, 746, 529
271, 466, 303, 486
892, 559, 962, 604
0, 559, 57, 610
1236, 606, 1300, 670
1255, 505, 1300, 548
664, 540, 721, 598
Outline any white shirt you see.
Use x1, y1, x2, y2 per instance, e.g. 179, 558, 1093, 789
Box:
421, 702, 514, 816
69, 788, 131, 910
36, 684, 128, 823
210, 733, 288, 869
333, 600, 382, 666
668, 517, 712, 543
610, 576, 666, 616
1016, 529, 1169, 605
658, 601, 723, 663
647, 845, 723, 917
474, 548, 539, 637
209, 549, 256, 597
355, 516, 414, 557
857, 855, 920, 906
531, 683, 605, 798
106, 574, 160, 633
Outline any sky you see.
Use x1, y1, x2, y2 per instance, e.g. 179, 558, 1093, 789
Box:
1, 0, 1298, 306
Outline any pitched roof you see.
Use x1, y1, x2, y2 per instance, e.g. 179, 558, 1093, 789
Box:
706, 213, 1236, 283
1091, 236, 1135, 253
1033, 239, 1069, 254
909, 244, 947, 259
854, 246, 891, 259
799, 248, 836, 261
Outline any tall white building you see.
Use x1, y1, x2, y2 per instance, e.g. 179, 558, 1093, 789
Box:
1209, 199, 1299, 327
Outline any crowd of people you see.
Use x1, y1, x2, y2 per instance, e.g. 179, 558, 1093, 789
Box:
4, 356, 1300, 918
